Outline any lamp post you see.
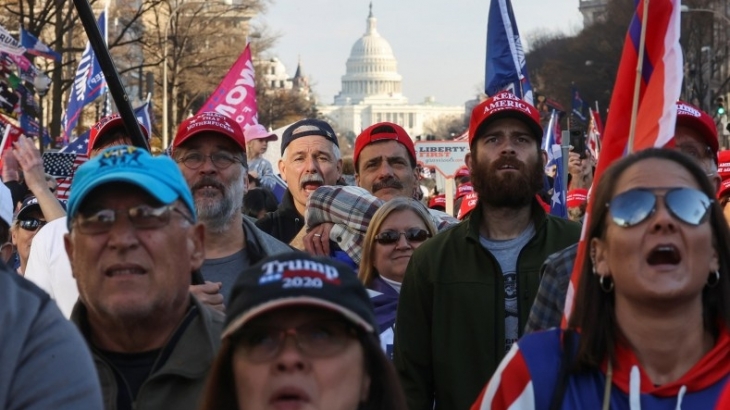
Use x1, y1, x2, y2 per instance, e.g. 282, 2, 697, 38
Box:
162, 1, 186, 150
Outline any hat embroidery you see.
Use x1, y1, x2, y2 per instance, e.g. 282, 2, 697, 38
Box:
259, 259, 341, 286
98, 146, 143, 168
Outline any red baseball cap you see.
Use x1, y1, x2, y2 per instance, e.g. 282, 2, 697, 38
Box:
244, 124, 278, 144
428, 194, 446, 210
718, 150, 730, 180
354, 122, 416, 167
455, 182, 474, 200
172, 112, 246, 153
468, 91, 542, 147
719, 179, 730, 199
88, 114, 149, 155
675, 101, 718, 160
457, 192, 478, 220
455, 165, 470, 178
566, 189, 588, 208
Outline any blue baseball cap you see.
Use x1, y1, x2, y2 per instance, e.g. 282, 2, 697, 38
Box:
66, 145, 196, 229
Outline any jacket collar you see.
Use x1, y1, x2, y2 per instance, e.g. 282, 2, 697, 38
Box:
465, 196, 546, 243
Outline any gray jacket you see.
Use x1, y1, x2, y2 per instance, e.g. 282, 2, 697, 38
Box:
0, 269, 103, 410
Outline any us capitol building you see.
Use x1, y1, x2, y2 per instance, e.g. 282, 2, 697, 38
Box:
318, 5, 466, 138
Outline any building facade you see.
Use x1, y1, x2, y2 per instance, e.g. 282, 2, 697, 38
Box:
318, 5, 464, 138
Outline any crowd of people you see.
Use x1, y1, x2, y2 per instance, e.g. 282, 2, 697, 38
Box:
2, 88, 730, 410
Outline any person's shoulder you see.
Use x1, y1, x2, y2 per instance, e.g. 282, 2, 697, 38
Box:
0, 267, 53, 312
34, 216, 69, 241
244, 218, 295, 253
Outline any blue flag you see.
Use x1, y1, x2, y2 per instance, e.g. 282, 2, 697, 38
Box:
549, 144, 567, 218
134, 101, 153, 135
63, 10, 107, 144
571, 84, 587, 122
485, 0, 533, 105
19, 113, 52, 146
20, 28, 61, 62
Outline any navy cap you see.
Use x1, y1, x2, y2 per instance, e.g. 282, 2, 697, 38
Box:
223, 252, 377, 338
281, 119, 339, 155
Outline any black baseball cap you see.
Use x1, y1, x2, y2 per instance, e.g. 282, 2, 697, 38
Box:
223, 252, 378, 338
281, 119, 339, 155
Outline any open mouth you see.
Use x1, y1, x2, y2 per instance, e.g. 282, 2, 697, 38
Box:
105, 266, 146, 277
302, 181, 322, 193
646, 244, 681, 266
270, 388, 310, 407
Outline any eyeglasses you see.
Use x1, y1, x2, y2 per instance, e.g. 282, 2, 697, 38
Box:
74, 204, 194, 234
374, 228, 431, 245
18, 218, 47, 232
607, 187, 712, 228
176, 151, 243, 170
234, 320, 357, 363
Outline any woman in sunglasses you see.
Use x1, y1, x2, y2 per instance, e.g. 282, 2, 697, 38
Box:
473, 148, 730, 410
11, 195, 64, 276
358, 197, 437, 357
199, 253, 407, 410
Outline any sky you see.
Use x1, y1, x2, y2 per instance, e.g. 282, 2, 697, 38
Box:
254, 0, 585, 107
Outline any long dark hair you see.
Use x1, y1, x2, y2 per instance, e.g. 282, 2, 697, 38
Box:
569, 148, 730, 370
198, 328, 407, 410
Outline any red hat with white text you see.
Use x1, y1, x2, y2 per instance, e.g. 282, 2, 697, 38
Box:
675, 101, 718, 161
173, 112, 246, 153
468, 91, 543, 147
354, 122, 416, 167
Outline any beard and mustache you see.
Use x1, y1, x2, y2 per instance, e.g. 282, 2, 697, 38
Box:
470, 154, 544, 209
192, 174, 245, 233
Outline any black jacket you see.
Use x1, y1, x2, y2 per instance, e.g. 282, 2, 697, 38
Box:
255, 190, 304, 244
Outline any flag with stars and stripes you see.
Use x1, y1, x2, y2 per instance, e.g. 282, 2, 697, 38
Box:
43, 130, 90, 200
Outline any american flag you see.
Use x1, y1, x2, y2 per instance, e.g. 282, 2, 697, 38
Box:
42, 130, 89, 200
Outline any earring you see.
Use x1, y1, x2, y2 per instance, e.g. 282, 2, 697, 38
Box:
707, 270, 721, 288
599, 275, 614, 293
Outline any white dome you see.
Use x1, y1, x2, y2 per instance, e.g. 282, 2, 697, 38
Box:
334, 4, 407, 105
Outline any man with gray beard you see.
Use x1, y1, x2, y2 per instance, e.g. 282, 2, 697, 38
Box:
255, 119, 342, 249
172, 112, 291, 307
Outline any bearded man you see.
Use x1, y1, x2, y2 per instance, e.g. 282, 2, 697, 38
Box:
172, 112, 291, 307
393, 92, 581, 410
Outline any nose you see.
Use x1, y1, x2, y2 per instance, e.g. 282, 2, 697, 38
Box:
649, 197, 677, 233
274, 334, 308, 373
395, 233, 413, 249
106, 212, 140, 251
198, 155, 218, 175
303, 155, 319, 174
376, 160, 395, 179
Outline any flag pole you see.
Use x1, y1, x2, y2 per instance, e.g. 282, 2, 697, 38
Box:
627, 0, 650, 154
71, 0, 148, 151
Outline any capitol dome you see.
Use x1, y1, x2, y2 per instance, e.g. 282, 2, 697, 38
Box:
333, 4, 407, 105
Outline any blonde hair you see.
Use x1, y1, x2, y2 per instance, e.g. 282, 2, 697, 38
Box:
358, 197, 437, 287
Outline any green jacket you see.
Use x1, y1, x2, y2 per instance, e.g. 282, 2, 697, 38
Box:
71, 296, 224, 410
394, 202, 580, 410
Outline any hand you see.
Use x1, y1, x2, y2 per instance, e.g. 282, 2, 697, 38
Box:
567, 152, 583, 177
12, 137, 47, 194
2, 149, 20, 181
304, 223, 334, 256
189, 281, 225, 312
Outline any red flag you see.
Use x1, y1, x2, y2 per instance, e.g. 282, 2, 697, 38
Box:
0, 115, 24, 170
197, 43, 258, 131
562, 0, 683, 326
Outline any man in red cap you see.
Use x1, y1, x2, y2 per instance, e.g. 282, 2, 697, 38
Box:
303, 122, 457, 263
394, 91, 581, 410
172, 112, 290, 308
566, 188, 588, 222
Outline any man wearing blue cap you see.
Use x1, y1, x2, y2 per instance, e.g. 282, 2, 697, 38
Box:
64, 146, 222, 410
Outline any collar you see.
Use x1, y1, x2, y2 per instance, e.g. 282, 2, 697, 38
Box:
465, 196, 547, 243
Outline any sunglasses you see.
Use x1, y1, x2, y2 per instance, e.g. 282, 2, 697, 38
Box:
374, 228, 431, 245
607, 187, 712, 228
18, 218, 47, 232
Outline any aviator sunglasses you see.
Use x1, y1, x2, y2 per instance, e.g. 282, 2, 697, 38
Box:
374, 228, 431, 245
607, 187, 712, 228
18, 218, 47, 232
